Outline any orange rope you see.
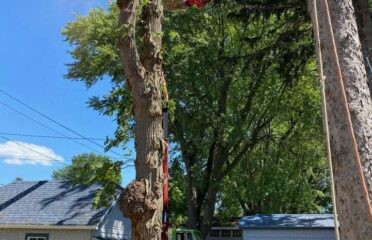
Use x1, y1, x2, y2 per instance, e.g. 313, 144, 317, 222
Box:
311, 1, 340, 238
322, 0, 372, 222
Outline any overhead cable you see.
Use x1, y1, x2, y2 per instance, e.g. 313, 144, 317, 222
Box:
0, 132, 105, 141
0, 100, 109, 157
0, 89, 123, 158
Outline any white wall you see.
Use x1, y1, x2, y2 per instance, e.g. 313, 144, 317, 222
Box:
92, 203, 131, 240
243, 229, 335, 240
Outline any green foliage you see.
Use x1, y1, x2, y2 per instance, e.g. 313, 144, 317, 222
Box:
62, 0, 330, 225
52, 153, 122, 208
217, 64, 330, 219
63, 3, 133, 150
168, 158, 188, 225
162, 1, 327, 223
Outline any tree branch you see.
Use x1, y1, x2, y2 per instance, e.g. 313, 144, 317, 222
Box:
117, 0, 144, 88
140, 0, 163, 71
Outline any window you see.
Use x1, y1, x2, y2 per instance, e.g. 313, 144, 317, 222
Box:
210, 229, 220, 237
175, 233, 194, 240
232, 230, 242, 237
187, 233, 193, 240
221, 229, 231, 237
25, 233, 49, 240
176, 233, 184, 240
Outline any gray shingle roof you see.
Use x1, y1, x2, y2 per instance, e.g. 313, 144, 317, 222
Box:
0, 180, 114, 226
240, 214, 335, 229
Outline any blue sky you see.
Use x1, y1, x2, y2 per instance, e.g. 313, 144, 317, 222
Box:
0, 0, 135, 186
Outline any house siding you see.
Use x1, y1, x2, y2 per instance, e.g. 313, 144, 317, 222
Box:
93, 203, 131, 240
0, 228, 94, 240
243, 229, 335, 240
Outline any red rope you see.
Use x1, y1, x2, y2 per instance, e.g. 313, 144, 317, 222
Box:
185, 0, 211, 8
161, 141, 169, 240
163, 141, 169, 208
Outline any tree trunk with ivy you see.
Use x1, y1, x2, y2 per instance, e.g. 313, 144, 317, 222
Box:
309, 0, 372, 239
117, 0, 164, 239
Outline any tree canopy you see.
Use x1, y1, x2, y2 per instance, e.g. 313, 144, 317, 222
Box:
62, 0, 330, 235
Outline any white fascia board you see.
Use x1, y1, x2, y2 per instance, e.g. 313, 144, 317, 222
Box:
0, 225, 96, 230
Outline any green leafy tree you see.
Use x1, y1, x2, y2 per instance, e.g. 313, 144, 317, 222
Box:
52, 153, 122, 208
63, 1, 330, 238
216, 68, 330, 219
162, 2, 325, 236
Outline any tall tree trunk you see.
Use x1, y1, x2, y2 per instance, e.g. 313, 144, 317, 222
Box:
186, 170, 198, 228
117, 0, 164, 239
309, 0, 372, 239
200, 154, 225, 239
353, 0, 372, 94
200, 186, 219, 239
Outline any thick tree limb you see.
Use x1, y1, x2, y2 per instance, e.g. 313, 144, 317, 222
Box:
117, 0, 145, 89
140, 0, 163, 71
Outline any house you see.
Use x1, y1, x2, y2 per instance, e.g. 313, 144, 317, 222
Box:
207, 226, 242, 240
239, 214, 336, 240
0, 180, 131, 240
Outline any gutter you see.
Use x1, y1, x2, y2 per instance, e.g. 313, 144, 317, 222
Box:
239, 227, 335, 230
0, 225, 96, 230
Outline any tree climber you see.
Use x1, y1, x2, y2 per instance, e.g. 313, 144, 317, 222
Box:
163, 0, 211, 11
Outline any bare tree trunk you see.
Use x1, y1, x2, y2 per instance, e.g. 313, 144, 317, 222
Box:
309, 0, 372, 239
117, 0, 164, 239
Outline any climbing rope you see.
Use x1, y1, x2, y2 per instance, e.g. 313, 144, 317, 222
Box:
314, 0, 372, 223
311, 1, 339, 238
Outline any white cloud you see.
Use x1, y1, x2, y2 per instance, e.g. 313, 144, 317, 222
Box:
0, 141, 64, 166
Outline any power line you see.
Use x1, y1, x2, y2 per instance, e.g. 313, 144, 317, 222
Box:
0, 100, 114, 158
0, 135, 67, 166
0, 154, 132, 162
0, 132, 105, 141
0, 89, 123, 158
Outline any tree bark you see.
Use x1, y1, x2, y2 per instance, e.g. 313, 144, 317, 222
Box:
200, 185, 219, 239
309, 0, 372, 239
117, 0, 164, 239
185, 165, 198, 228
353, 0, 372, 95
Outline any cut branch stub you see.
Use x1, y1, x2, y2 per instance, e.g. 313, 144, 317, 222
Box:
119, 179, 157, 221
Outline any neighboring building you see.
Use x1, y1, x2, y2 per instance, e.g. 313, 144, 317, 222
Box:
0, 180, 131, 240
205, 217, 242, 240
207, 226, 242, 240
239, 214, 335, 240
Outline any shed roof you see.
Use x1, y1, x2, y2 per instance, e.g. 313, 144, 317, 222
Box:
0, 180, 118, 226
240, 214, 335, 229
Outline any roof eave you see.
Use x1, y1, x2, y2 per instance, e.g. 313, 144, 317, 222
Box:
240, 226, 335, 230
0, 224, 96, 230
